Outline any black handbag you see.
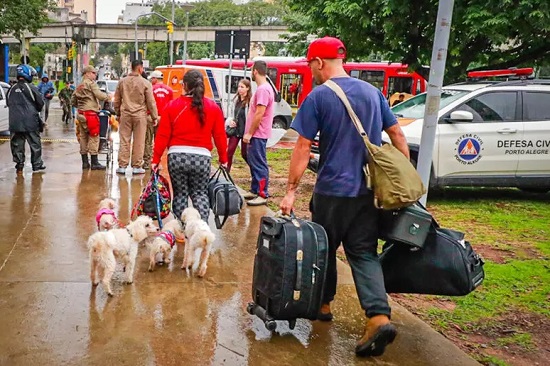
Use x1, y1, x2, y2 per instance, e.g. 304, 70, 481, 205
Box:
379, 225, 485, 296
225, 124, 237, 137
208, 167, 243, 229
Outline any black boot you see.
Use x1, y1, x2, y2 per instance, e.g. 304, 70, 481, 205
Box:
90, 155, 106, 170
81, 154, 90, 170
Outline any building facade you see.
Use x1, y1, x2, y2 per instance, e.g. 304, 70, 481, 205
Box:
57, 0, 97, 24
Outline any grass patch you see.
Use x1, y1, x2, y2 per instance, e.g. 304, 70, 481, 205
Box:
496, 333, 536, 351
477, 355, 509, 366
425, 259, 550, 329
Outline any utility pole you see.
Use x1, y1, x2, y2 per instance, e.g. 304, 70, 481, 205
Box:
416, 0, 455, 205
169, 0, 175, 65
182, 10, 190, 64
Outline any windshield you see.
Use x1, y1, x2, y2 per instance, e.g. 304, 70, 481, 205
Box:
106, 81, 118, 92
391, 89, 468, 119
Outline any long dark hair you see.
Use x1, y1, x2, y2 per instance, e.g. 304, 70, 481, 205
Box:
233, 78, 252, 107
183, 69, 205, 126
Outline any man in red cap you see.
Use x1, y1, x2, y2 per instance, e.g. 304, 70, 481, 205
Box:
280, 36, 409, 357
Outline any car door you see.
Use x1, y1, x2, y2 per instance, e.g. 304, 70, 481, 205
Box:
517, 91, 550, 175
0, 86, 9, 132
437, 91, 522, 179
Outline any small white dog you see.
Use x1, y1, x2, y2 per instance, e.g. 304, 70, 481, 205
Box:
88, 215, 159, 296
181, 207, 216, 278
96, 198, 118, 231
146, 219, 185, 272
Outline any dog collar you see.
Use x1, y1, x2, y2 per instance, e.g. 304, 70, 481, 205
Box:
96, 208, 117, 229
158, 230, 176, 248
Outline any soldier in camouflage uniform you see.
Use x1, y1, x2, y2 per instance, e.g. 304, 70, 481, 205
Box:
58, 83, 74, 124
71, 65, 110, 170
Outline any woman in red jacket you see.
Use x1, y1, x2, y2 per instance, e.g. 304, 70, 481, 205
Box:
151, 69, 228, 222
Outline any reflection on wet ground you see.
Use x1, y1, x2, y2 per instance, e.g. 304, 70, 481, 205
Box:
0, 108, 479, 365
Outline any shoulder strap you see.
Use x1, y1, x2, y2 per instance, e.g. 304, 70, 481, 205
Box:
323, 79, 376, 155
23, 83, 36, 103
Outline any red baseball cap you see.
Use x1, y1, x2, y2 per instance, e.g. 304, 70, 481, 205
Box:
305, 37, 347, 62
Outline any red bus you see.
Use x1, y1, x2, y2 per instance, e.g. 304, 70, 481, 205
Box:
176, 57, 427, 109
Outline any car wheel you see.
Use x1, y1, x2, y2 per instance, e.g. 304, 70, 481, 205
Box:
272, 117, 286, 130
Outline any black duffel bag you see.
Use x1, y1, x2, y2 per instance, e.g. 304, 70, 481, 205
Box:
380, 225, 485, 296
208, 167, 243, 229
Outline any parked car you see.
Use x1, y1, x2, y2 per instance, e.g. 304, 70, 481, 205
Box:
389, 69, 550, 192
0, 81, 10, 133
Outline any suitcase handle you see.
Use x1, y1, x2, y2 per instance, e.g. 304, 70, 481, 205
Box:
294, 226, 304, 301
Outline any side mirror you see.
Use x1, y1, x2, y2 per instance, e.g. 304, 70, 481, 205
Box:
99, 87, 106, 93
447, 110, 474, 123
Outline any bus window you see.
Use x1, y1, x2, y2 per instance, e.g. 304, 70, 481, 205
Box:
280, 73, 303, 107
349, 70, 385, 91
388, 77, 413, 96
225, 75, 250, 94
267, 68, 278, 84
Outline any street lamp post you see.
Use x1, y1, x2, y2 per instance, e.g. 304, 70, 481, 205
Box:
134, 12, 175, 61
182, 10, 190, 64
170, 0, 175, 65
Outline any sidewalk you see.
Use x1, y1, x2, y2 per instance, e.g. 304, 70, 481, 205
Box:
0, 108, 479, 365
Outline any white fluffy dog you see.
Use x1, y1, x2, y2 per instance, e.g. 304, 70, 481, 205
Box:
96, 198, 118, 231
181, 207, 216, 278
88, 215, 159, 296
146, 219, 185, 272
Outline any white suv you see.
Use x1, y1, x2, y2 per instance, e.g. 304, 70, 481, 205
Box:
390, 79, 550, 192
0, 81, 10, 133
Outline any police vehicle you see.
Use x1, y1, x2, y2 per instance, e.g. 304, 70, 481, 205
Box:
391, 68, 550, 192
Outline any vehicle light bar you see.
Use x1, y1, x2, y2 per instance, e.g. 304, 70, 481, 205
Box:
467, 67, 534, 78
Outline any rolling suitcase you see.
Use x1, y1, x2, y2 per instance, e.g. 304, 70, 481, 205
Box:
247, 214, 329, 331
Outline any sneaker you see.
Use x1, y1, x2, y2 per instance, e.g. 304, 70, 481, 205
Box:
116, 167, 127, 174
247, 196, 268, 206
32, 165, 46, 173
242, 191, 258, 200
132, 167, 146, 175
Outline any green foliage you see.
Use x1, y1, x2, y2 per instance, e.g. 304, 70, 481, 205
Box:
285, 0, 550, 82
29, 45, 45, 70
139, 0, 288, 27
145, 42, 169, 68
0, 0, 55, 39
98, 43, 120, 57
111, 54, 123, 77
425, 260, 550, 328
496, 333, 536, 351
185, 42, 214, 60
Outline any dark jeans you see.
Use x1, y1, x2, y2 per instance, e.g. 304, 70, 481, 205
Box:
247, 138, 269, 198
227, 136, 245, 172
10, 131, 44, 170
311, 191, 391, 318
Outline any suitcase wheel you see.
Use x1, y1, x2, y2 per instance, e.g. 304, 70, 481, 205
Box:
265, 320, 277, 331
288, 319, 296, 330
246, 302, 255, 315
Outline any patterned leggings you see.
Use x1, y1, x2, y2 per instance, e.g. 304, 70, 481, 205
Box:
168, 153, 211, 222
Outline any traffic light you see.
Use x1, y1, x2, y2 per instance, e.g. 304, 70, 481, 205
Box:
67, 48, 73, 60
166, 21, 174, 34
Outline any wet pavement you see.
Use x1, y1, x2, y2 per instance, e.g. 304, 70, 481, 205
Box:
0, 103, 479, 365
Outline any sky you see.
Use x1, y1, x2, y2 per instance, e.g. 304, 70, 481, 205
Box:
96, 0, 129, 24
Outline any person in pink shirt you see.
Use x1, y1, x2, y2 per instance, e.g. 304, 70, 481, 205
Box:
242, 61, 275, 206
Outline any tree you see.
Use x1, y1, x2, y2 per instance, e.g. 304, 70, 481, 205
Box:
29, 45, 45, 72
0, 0, 55, 40
111, 54, 123, 77
145, 42, 169, 68
285, 0, 550, 82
